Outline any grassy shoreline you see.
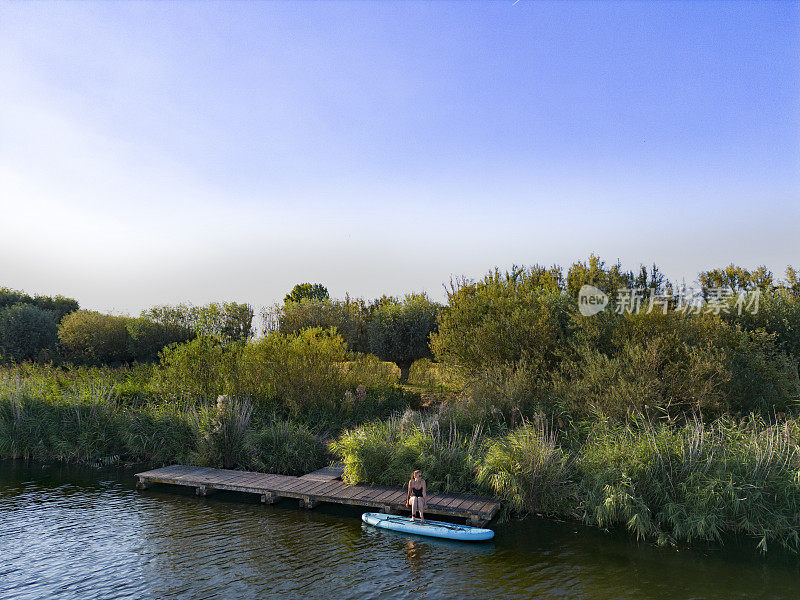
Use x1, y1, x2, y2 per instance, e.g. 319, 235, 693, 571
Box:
2, 363, 799, 554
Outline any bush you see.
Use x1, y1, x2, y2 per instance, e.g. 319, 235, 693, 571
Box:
246, 419, 326, 475
193, 395, 253, 469
0, 287, 78, 323
154, 336, 236, 402
126, 317, 194, 363
277, 298, 369, 352
235, 328, 349, 414
0, 304, 58, 361
477, 421, 576, 515
332, 413, 482, 494
574, 416, 800, 551
431, 270, 573, 376
58, 310, 131, 363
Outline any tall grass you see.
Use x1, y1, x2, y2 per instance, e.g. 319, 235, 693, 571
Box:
577, 416, 800, 552
331, 411, 484, 494
477, 419, 576, 515
0, 365, 327, 475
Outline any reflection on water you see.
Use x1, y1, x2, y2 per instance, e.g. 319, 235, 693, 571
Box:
1, 461, 798, 600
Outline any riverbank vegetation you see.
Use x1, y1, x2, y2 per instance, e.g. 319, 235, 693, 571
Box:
2, 257, 800, 552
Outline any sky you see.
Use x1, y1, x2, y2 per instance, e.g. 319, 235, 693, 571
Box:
1, 0, 798, 315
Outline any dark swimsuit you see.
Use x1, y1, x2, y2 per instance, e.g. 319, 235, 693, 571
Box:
411, 485, 423, 497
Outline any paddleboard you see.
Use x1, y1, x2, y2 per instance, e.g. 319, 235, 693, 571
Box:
361, 512, 494, 541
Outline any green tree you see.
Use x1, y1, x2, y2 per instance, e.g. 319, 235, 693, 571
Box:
142, 302, 253, 342
0, 287, 78, 323
0, 304, 58, 361
58, 310, 131, 363
126, 317, 195, 363
276, 296, 369, 352
284, 283, 330, 304
431, 268, 573, 374
33, 295, 79, 323
368, 294, 439, 383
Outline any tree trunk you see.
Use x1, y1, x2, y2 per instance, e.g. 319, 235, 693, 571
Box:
399, 362, 411, 384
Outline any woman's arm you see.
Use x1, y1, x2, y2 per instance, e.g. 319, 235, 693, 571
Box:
422, 480, 427, 500
406, 481, 411, 505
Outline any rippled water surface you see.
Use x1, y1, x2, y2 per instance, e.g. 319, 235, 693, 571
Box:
1, 462, 798, 600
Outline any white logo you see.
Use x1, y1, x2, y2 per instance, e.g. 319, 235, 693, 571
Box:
578, 285, 608, 316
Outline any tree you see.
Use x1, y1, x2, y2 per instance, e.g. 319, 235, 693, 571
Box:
142, 302, 253, 342
368, 294, 439, 383
284, 283, 329, 304
33, 294, 80, 323
0, 304, 58, 361
58, 310, 131, 363
0, 287, 78, 323
126, 317, 195, 362
276, 296, 369, 352
431, 269, 573, 375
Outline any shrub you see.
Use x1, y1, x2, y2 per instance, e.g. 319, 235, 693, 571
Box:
0, 304, 58, 361
277, 298, 369, 352
332, 413, 482, 494
126, 317, 194, 363
477, 421, 576, 515
235, 328, 349, 414
431, 270, 572, 376
193, 395, 253, 469
58, 310, 131, 364
246, 419, 326, 475
154, 336, 237, 402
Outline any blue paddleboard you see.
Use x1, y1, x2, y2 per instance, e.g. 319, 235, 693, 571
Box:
361, 512, 494, 541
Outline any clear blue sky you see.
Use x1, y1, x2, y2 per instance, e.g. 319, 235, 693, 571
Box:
1, 1, 798, 314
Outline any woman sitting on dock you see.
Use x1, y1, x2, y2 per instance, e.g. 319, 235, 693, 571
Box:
406, 470, 427, 522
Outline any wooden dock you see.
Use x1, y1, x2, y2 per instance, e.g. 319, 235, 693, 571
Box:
135, 464, 500, 526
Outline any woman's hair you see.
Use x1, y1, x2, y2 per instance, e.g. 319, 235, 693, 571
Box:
411, 470, 422, 479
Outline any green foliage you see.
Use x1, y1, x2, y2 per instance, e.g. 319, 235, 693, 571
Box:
58, 311, 193, 365
332, 413, 483, 494
0, 287, 78, 323
699, 263, 775, 293
576, 416, 800, 552
143, 302, 253, 342
0, 369, 195, 465
125, 317, 194, 363
58, 310, 130, 363
193, 395, 253, 469
431, 268, 573, 374
154, 336, 236, 401
284, 283, 330, 304
246, 419, 326, 475
0, 304, 58, 361
276, 297, 369, 352
368, 293, 439, 382
235, 328, 349, 414
477, 421, 576, 514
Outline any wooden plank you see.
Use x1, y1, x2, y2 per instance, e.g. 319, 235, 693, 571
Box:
135, 464, 499, 523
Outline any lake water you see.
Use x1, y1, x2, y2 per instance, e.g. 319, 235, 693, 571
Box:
1, 461, 798, 599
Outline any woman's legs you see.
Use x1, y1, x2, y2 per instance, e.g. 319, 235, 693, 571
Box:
410, 496, 418, 520
418, 499, 425, 522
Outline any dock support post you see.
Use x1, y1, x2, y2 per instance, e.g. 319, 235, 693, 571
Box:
299, 495, 317, 509
136, 477, 150, 490
196, 485, 214, 497
468, 514, 488, 527
261, 492, 276, 504
381, 505, 398, 515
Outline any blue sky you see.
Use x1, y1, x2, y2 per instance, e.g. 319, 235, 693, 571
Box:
1, 0, 798, 314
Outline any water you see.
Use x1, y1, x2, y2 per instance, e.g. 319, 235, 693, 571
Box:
1, 462, 798, 600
